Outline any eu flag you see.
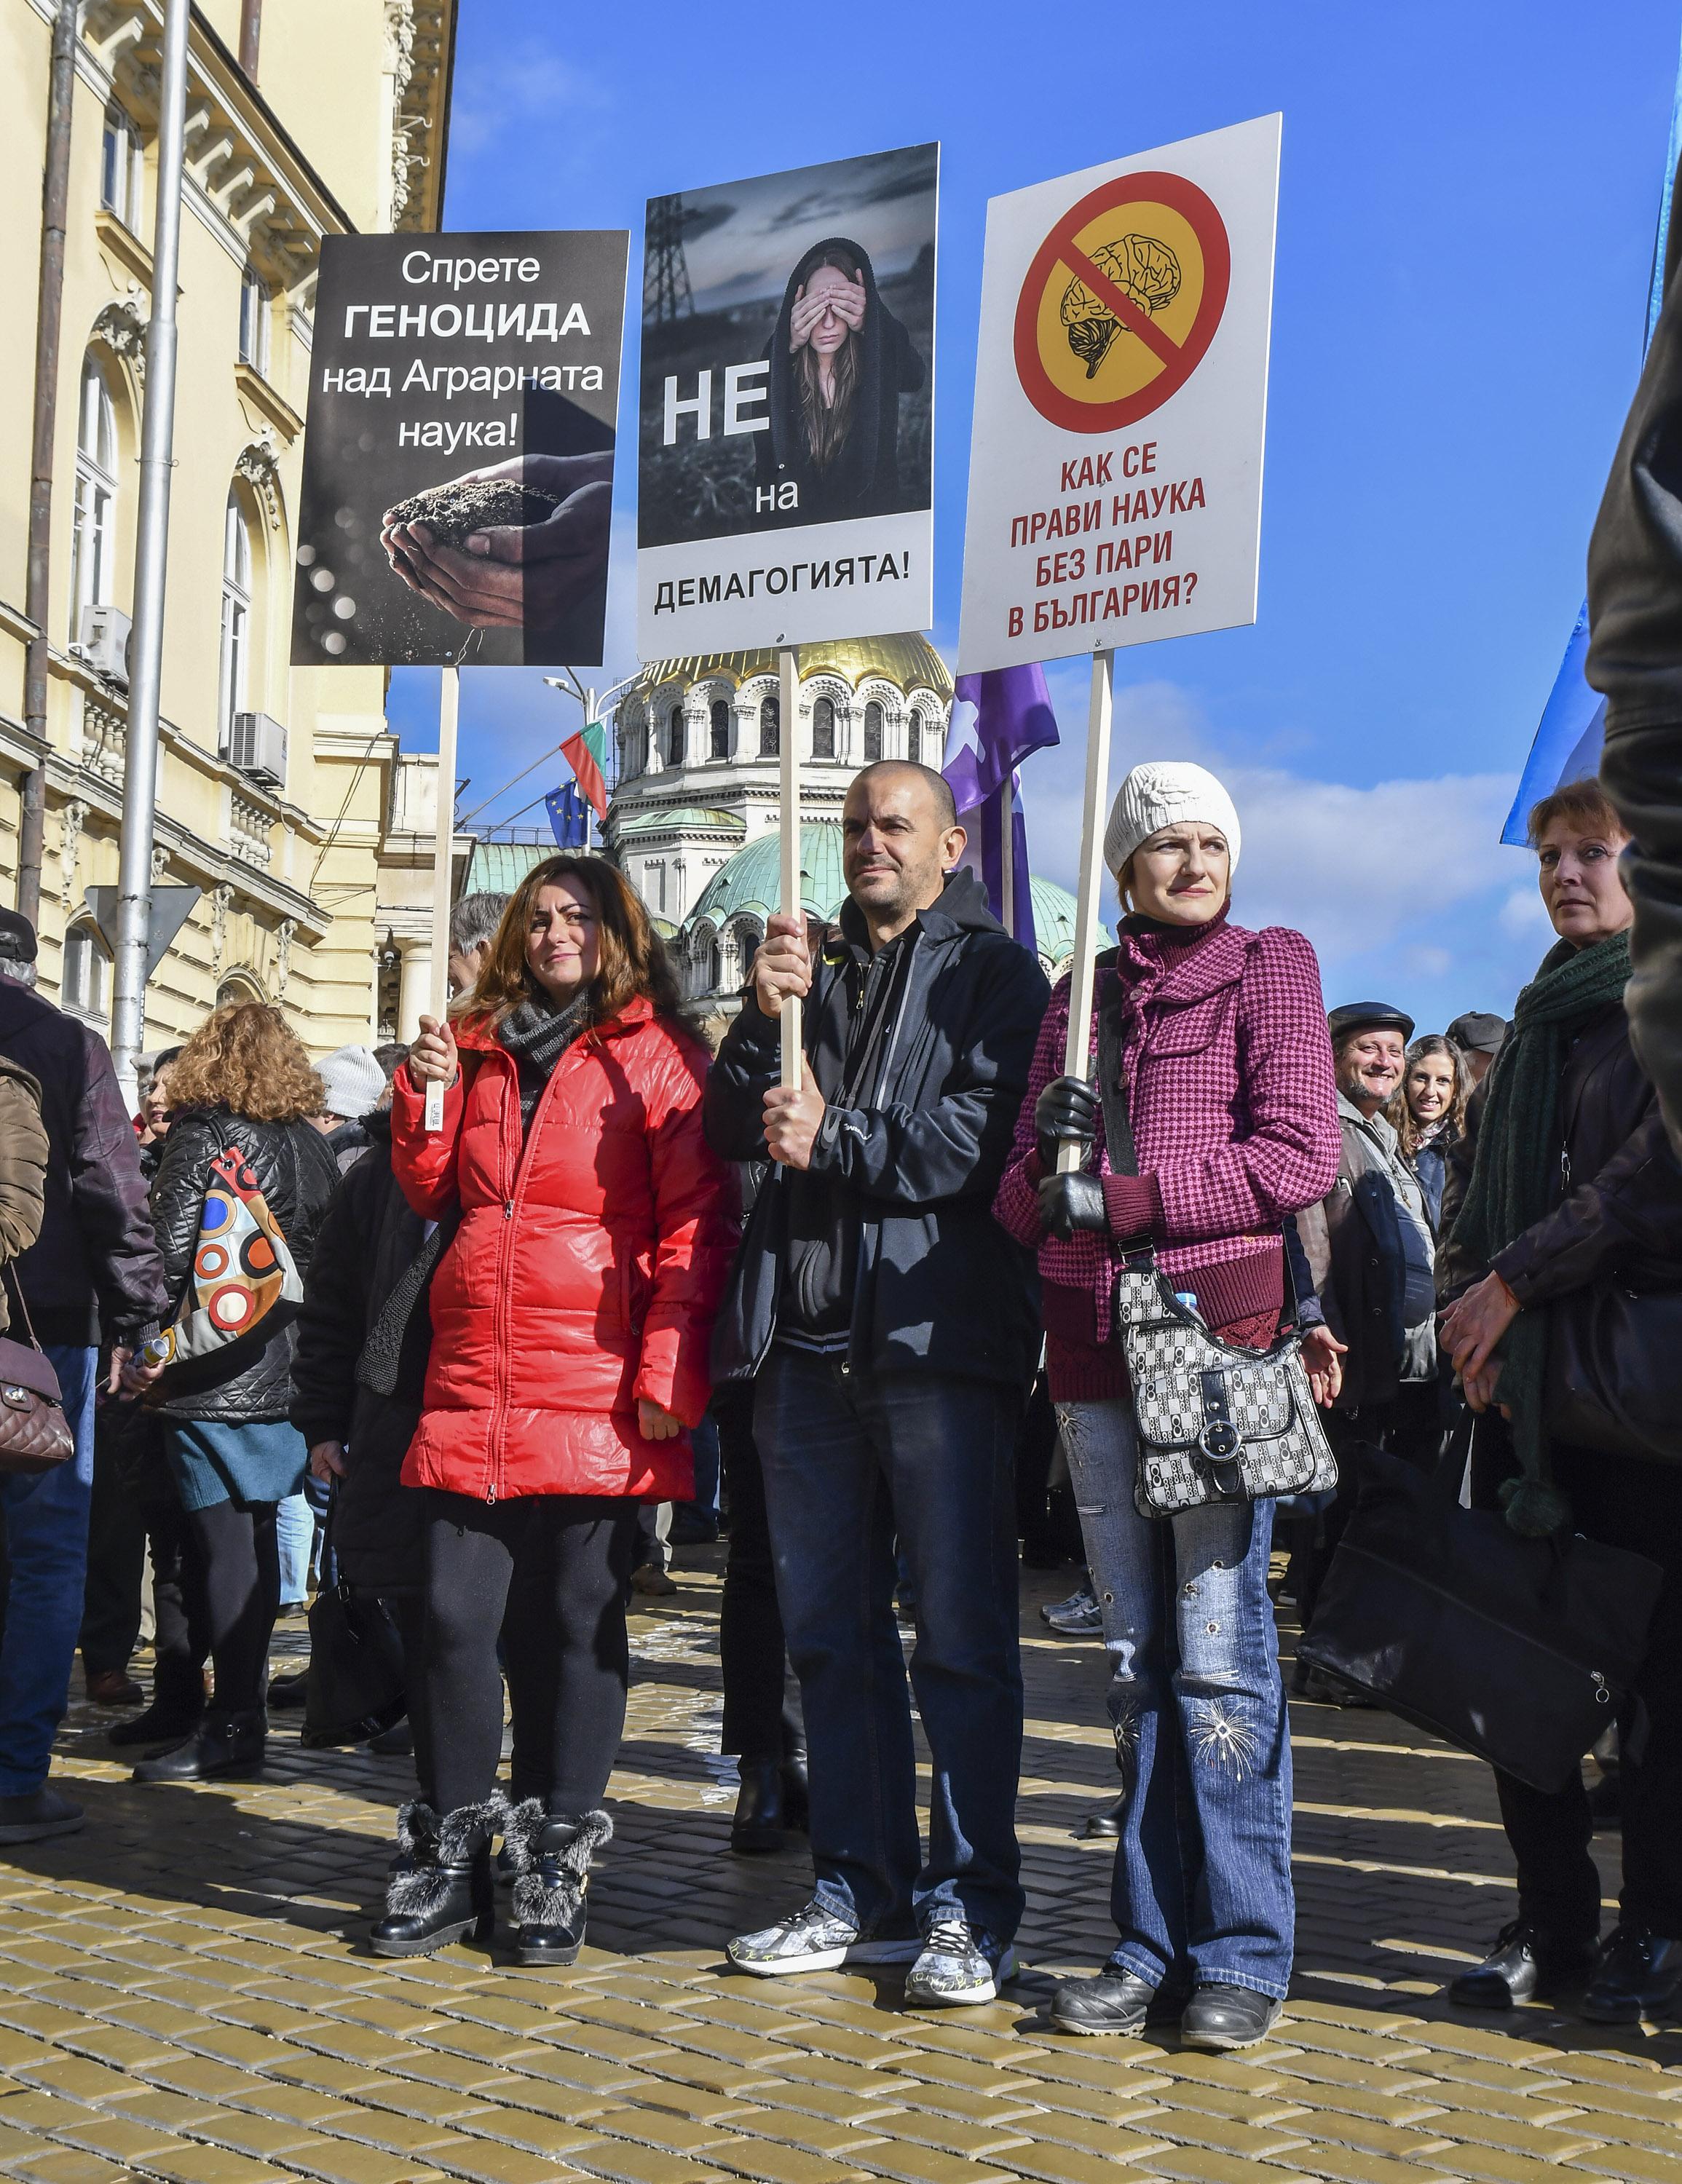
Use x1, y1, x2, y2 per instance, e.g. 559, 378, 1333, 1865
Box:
545, 782, 589, 847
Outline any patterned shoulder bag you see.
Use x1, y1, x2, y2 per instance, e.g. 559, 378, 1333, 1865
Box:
1094, 980, 1337, 1520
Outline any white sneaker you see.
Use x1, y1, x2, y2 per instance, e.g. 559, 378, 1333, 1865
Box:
905, 1917, 1017, 2006
727, 1899, 922, 1977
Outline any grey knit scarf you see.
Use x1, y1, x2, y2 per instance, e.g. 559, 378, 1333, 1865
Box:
497, 988, 594, 1131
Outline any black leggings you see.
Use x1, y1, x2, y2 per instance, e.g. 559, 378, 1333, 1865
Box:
186, 1497, 279, 1717
419, 1489, 639, 1817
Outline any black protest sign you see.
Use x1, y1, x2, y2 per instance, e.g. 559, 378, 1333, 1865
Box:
292, 232, 628, 668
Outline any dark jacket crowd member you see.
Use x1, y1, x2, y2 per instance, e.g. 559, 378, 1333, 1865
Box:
0, 910, 164, 1844
995, 762, 1341, 2049
379, 857, 734, 1963
706, 759, 1049, 2011
1445, 1010, 1506, 1091
1585, 147, 1682, 1155
124, 1004, 339, 1786
757, 237, 925, 526
291, 1104, 436, 1777
1441, 780, 1682, 2026
1389, 1034, 1470, 1234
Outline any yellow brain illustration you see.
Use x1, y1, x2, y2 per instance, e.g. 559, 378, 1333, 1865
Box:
1060, 233, 1183, 378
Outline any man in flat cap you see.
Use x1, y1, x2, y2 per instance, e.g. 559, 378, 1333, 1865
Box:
1445, 1010, 1507, 1088
1293, 1004, 1443, 1666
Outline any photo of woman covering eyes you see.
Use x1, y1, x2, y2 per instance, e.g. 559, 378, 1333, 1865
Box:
758, 236, 925, 525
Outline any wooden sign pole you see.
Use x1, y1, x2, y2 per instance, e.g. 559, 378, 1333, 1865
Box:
425, 662, 460, 1131
1057, 648, 1114, 1171
777, 644, 802, 1090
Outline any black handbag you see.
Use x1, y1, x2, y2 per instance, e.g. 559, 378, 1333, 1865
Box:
1544, 1281, 1682, 1464
299, 1489, 407, 1749
1093, 977, 1337, 1519
1298, 1441, 1663, 1792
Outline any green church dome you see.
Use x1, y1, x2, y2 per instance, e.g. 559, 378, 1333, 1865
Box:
687, 823, 845, 928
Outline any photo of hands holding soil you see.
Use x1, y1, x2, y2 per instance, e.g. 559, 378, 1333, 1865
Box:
381, 451, 614, 638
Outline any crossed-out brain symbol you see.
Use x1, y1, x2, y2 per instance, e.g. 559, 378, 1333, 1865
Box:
1060, 234, 1183, 378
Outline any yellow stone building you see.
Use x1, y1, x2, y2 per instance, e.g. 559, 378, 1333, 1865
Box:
0, 0, 457, 1058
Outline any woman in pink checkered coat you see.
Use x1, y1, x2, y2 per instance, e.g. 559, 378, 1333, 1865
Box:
993, 761, 1341, 2051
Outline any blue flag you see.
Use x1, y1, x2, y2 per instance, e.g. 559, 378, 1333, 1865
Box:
545, 782, 589, 847
1504, 39, 1682, 842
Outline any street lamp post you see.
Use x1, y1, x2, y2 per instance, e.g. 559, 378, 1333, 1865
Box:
110, 0, 192, 1105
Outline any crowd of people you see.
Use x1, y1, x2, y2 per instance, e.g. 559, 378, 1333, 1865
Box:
0, 747, 1675, 2049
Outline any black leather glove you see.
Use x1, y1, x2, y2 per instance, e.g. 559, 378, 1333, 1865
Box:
1037, 1171, 1108, 1240
1035, 1075, 1098, 1172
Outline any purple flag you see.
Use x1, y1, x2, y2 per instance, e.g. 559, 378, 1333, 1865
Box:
944, 665, 1059, 949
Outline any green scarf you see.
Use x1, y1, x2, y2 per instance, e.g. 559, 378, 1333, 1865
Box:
1449, 928, 1632, 1534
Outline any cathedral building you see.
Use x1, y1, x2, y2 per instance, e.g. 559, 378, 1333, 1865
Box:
601, 634, 1091, 1016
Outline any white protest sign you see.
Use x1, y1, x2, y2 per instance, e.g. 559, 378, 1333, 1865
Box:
958, 116, 1279, 674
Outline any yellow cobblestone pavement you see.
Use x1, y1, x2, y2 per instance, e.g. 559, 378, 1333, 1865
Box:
1, 1555, 1677, 2184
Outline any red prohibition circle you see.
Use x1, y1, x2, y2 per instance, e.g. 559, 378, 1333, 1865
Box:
1014, 170, 1231, 434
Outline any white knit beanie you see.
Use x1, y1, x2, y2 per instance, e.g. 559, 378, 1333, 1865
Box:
1103, 761, 1241, 882
316, 1044, 388, 1121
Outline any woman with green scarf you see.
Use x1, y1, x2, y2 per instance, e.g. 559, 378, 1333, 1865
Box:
1439, 779, 1682, 2027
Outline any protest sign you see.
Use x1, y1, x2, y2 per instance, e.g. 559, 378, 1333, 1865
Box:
958, 116, 1279, 674
292, 230, 628, 670
635, 144, 937, 658
956, 119, 1279, 1144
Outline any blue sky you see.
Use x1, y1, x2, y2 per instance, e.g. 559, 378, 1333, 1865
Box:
388, 0, 1681, 1031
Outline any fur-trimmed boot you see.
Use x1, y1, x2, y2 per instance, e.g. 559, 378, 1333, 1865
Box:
504, 1801, 612, 1968
369, 1796, 503, 1958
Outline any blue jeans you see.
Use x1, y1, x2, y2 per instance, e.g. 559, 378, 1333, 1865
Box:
1057, 1397, 1295, 2000
754, 1349, 1024, 1942
275, 1490, 314, 1607
0, 1346, 98, 1795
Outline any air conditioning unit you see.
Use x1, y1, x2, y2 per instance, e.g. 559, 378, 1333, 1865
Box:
229, 710, 287, 788
77, 603, 131, 683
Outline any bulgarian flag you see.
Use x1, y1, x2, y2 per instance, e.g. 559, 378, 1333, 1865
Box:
562, 719, 609, 822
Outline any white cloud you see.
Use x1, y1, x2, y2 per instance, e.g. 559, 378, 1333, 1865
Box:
449, 46, 614, 159
1015, 676, 1546, 1029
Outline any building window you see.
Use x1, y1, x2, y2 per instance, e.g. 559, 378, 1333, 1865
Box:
100, 105, 143, 229
666, 706, 685, 767
649, 861, 667, 914
63, 922, 111, 1021
864, 700, 883, 762
218, 494, 253, 751
759, 695, 778, 756
812, 696, 835, 760
71, 359, 118, 638
709, 697, 731, 760
239, 266, 270, 375
907, 707, 923, 766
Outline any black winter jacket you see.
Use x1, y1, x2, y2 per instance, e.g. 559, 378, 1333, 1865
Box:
1438, 1002, 1682, 1310
0, 980, 166, 1348
705, 871, 1049, 1388
289, 1111, 430, 1591
149, 1107, 341, 1423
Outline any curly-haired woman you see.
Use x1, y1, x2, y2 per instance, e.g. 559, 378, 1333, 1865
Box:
372, 856, 735, 1963
124, 1003, 340, 1784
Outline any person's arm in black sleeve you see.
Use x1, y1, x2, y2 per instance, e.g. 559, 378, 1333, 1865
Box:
73, 1037, 169, 1344
703, 991, 784, 1164
289, 1163, 371, 1451
807, 945, 1049, 1207
1587, 149, 1682, 1152
1492, 1104, 1682, 1307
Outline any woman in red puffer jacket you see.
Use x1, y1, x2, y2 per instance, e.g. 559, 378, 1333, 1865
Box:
371, 855, 735, 1967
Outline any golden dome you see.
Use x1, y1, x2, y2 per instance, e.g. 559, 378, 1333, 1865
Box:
625, 633, 952, 703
